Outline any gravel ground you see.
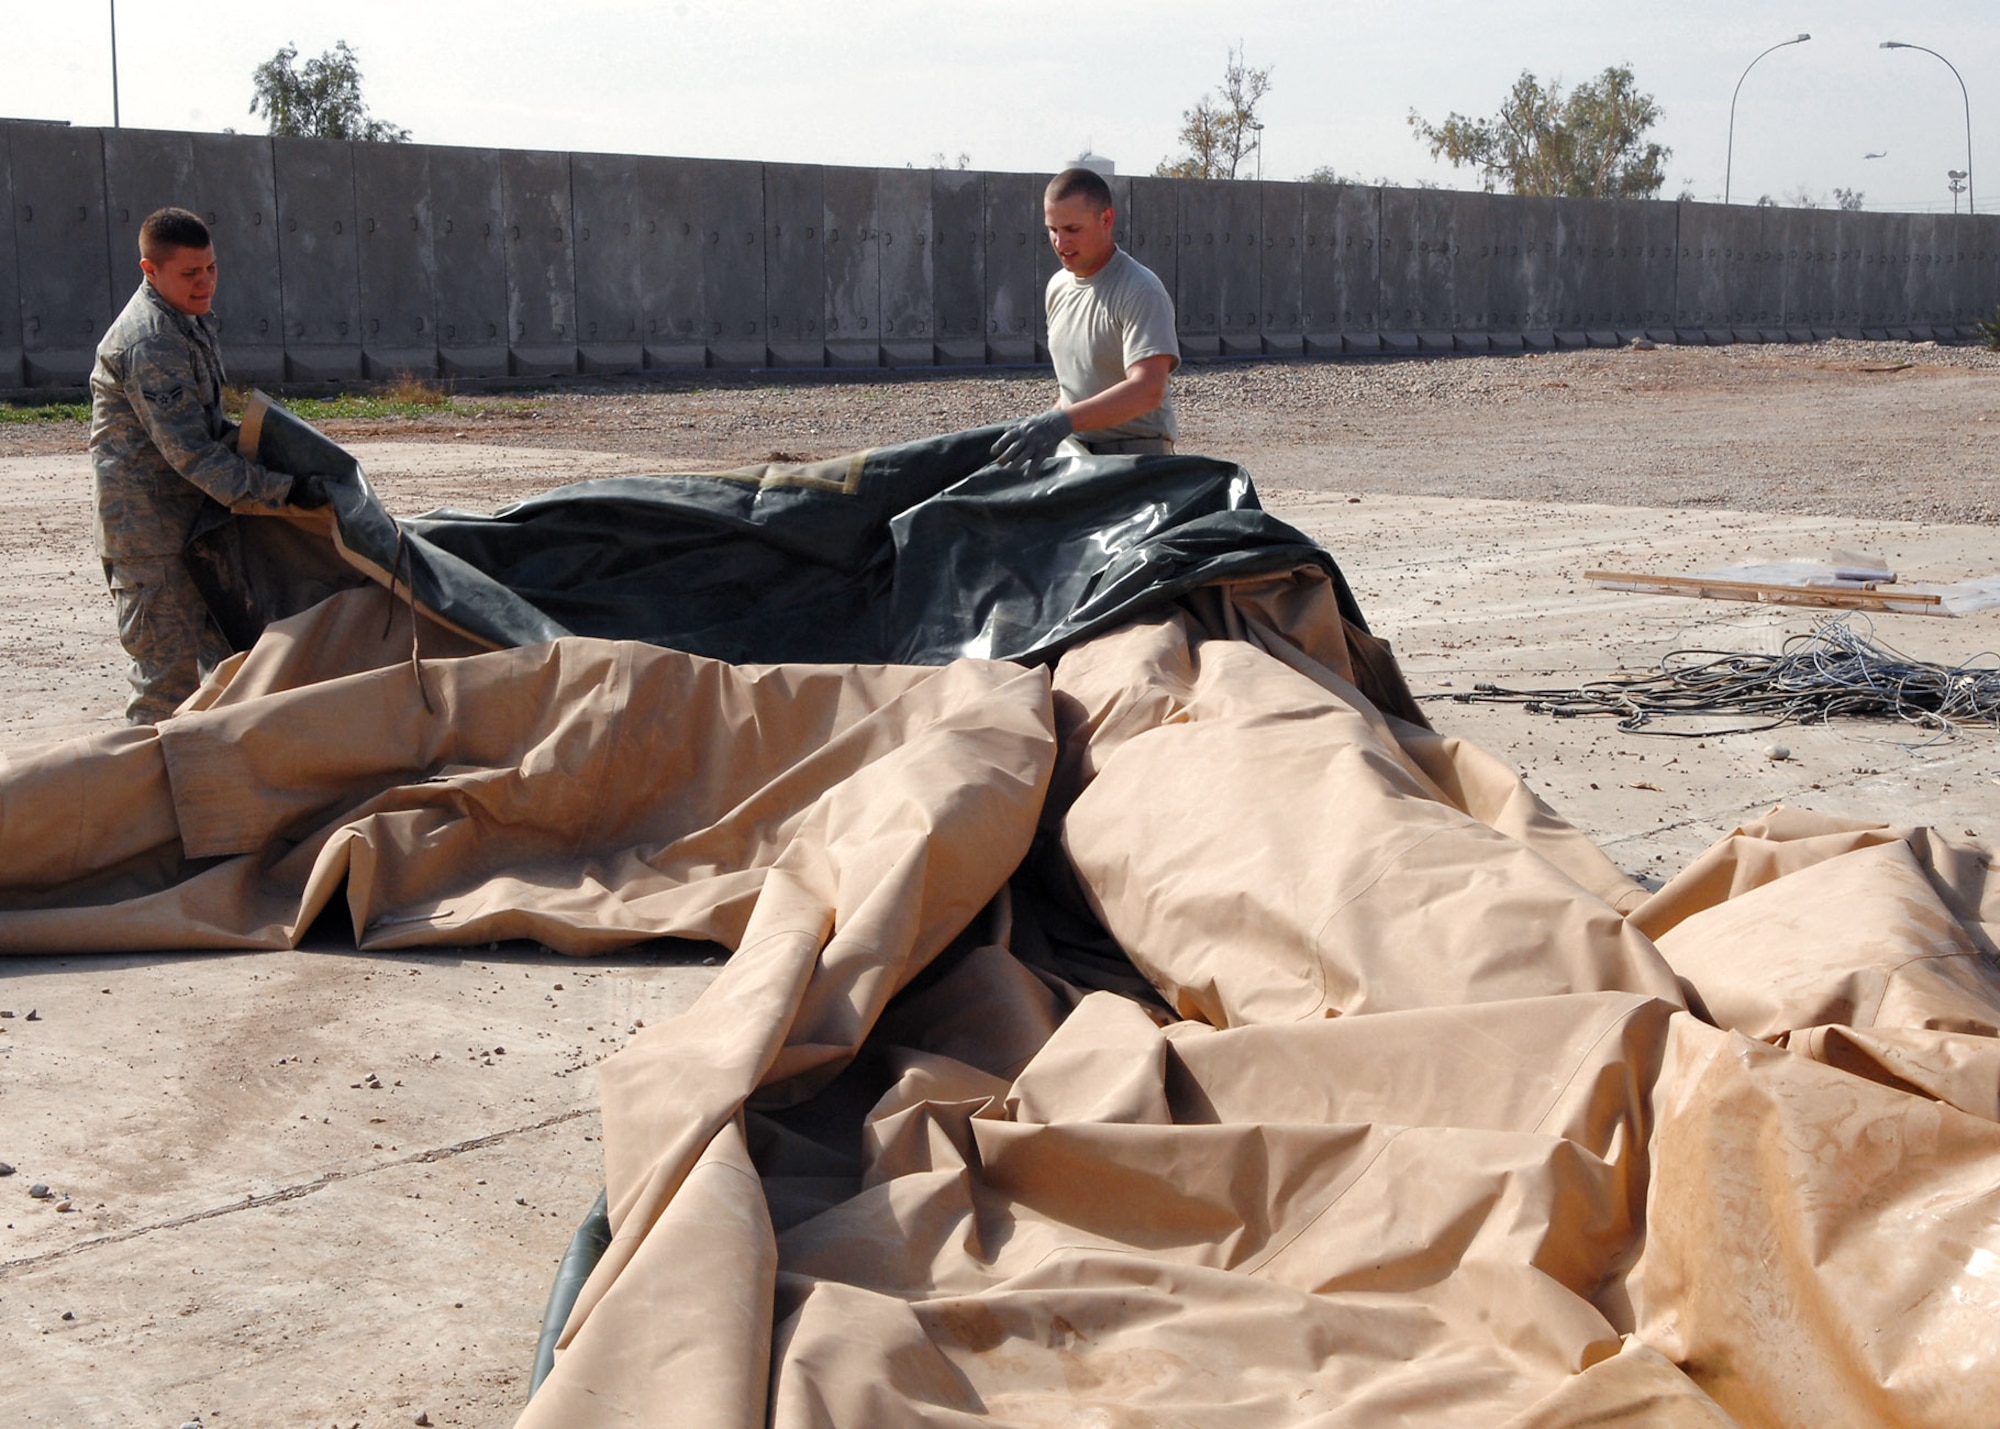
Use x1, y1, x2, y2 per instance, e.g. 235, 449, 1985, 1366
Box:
301, 338, 1999, 526
7, 336, 1999, 514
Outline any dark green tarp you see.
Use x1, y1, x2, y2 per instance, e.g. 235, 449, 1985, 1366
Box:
198, 395, 1368, 668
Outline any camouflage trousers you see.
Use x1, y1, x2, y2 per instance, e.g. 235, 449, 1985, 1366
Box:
102, 555, 231, 724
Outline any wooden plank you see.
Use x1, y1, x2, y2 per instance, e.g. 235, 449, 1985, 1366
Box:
1585, 570, 1945, 614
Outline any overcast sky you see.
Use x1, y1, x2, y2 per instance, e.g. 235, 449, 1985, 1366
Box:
5, 1, 1995, 213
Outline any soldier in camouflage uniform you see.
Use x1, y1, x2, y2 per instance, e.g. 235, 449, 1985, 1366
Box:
89, 207, 320, 723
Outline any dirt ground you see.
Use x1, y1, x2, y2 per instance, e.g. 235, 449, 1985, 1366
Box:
6, 340, 2000, 1426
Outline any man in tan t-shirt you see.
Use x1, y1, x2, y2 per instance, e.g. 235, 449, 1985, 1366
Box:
990, 167, 1180, 469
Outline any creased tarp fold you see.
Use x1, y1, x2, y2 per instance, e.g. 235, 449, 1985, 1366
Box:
229, 394, 1390, 675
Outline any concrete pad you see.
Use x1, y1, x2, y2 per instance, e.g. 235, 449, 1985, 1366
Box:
6, 443, 2000, 1424
2, 943, 714, 1427
1286, 491, 2000, 881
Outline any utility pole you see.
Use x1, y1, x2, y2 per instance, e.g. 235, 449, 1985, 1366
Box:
109, 0, 121, 127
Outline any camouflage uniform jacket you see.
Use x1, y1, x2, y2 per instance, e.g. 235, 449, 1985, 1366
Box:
88, 280, 294, 559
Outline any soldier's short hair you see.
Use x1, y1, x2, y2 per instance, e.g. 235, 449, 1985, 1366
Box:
139, 207, 211, 262
1046, 167, 1113, 214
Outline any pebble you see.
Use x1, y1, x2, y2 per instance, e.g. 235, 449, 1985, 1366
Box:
55, 1199, 74, 1212
0, 1162, 14, 1177
415, 1416, 432, 1427
1764, 744, 1792, 762
28, 1182, 50, 1199
24, 1009, 39, 1021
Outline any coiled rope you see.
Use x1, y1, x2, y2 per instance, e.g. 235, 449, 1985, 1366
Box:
1437, 615, 2000, 740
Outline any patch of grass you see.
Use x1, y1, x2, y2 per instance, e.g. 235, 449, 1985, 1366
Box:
0, 400, 90, 424
214, 379, 534, 423
381, 373, 450, 407
4, 379, 533, 428
1979, 306, 2000, 352
276, 392, 456, 420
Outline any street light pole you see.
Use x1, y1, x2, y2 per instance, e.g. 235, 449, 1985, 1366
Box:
1726, 34, 1811, 204
1882, 42, 1974, 215
109, 0, 120, 128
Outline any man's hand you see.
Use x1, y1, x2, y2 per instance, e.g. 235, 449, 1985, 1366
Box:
288, 472, 332, 510
990, 408, 1073, 470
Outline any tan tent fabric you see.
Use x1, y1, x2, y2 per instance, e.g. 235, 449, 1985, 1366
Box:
1653, 839, 2000, 1040
1632, 1015, 2000, 1428
9, 558, 2000, 1424
0, 585, 1056, 958
528, 594, 2000, 1424
1052, 610, 1681, 1025
1629, 806, 2000, 953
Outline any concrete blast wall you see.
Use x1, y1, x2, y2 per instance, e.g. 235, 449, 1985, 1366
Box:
3, 121, 1996, 390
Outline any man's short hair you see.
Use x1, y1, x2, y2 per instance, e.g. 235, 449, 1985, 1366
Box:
1046, 167, 1113, 213
139, 207, 211, 262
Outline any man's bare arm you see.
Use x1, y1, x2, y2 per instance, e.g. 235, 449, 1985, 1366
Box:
1060, 354, 1175, 434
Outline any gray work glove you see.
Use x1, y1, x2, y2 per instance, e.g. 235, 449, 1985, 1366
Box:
287, 472, 332, 509
990, 408, 1073, 470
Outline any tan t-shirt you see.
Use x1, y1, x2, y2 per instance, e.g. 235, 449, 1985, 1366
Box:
1045, 249, 1180, 443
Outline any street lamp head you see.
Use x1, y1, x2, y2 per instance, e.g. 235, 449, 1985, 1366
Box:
1725, 34, 1821, 205
1881, 41, 1908, 49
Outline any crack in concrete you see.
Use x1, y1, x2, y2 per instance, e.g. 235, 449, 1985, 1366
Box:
1597, 749, 1985, 854
0, 1104, 597, 1276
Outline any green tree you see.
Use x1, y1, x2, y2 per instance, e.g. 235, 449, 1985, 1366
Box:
1156, 47, 1271, 180
1302, 165, 1400, 188
249, 41, 410, 142
1408, 65, 1668, 198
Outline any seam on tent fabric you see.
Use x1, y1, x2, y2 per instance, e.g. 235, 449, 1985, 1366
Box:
607, 1146, 766, 1260
1862, 950, 2000, 1028
567, 640, 636, 862
1304, 822, 1461, 1010
1237, 1124, 1409, 1278
1526, 999, 1658, 1140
